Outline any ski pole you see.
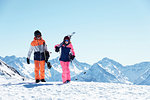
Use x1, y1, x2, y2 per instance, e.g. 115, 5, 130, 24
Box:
73, 60, 87, 74
72, 59, 80, 67
71, 60, 78, 80
48, 69, 52, 77
47, 62, 52, 78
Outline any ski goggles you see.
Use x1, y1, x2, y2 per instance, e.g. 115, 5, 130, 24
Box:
36, 35, 41, 38
35, 33, 41, 37
65, 40, 69, 42
36, 35, 41, 39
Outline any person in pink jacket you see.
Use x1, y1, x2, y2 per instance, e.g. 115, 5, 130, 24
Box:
55, 36, 75, 84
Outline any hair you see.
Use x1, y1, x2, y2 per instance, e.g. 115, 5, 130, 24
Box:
63, 36, 70, 43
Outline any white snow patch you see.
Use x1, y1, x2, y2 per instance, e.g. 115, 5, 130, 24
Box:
0, 77, 150, 100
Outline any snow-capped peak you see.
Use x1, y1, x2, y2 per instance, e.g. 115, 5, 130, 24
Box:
0, 59, 24, 80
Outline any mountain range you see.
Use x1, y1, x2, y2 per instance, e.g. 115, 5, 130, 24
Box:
1, 55, 150, 85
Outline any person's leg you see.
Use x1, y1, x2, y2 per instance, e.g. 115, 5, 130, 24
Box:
34, 60, 40, 81
60, 61, 67, 83
40, 60, 45, 80
66, 62, 71, 81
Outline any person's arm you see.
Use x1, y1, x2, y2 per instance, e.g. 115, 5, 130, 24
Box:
27, 45, 33, 64
55, 44, 61, 52
55, 44, 60, 48
27, 45, 34, 59
70, 43, 75, 56
69, 43, 75, 60
43, 42, 48, 51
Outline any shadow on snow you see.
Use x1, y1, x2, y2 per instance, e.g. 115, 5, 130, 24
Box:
0, 82, 64, 88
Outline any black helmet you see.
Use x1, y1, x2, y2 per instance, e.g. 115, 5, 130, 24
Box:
34, 30, 42, 37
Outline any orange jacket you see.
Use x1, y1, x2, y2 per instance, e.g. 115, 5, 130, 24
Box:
27, 37, 47, 61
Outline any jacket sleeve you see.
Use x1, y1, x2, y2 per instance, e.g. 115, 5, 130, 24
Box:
70, 43, 75, 56
27, 45, 34, 59
54, 44, 60, 48
43, 41, 48, 51
44, 44, 48, 51
55, 41, 64, 48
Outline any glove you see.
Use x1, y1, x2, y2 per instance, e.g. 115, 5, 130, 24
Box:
47, 62, 52, 69
44, 51, 50, 63
55, 46, 60, 52
27, 58, 30, 64
70, 55, 75, 60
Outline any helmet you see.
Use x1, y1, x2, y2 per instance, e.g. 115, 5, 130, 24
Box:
34, 30, 42, 37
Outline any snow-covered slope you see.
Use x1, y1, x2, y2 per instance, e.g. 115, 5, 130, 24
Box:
97, 58, 130, 84
0, 79, 150, 100
1, 55, 150, 85
75, 57, 150, 85
50, 57, 91, 76
75, 58, 129, 83
0, 56, 35, 79
0, 56, 91, 82
73, 63, 120, 83
123, 62, 150, 84
134, 68, 150, 85
0, 56, 61, 81
0, 59, 24, 80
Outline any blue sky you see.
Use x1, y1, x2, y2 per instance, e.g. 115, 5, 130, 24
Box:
0, 0, 150, 65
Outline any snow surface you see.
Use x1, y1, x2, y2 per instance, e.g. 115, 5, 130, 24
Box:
0, 77, 150, 100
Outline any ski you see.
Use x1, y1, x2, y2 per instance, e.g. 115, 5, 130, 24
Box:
71, 61, 78, 80
58, 32, 76, 48
68, 32, 75, 39
47, 62, 52, 77
43, 43, 52, 78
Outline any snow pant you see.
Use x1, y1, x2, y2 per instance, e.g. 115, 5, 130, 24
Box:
60, 61, 71, 83
34, 60, 45, 80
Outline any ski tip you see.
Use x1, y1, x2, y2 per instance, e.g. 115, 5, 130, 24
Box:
72, 32, 75, 34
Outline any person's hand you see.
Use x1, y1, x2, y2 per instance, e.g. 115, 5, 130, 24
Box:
70, 55, 75, 60
47, 62, 52, 69
55, 46, 60, 52
27, 58, 30, 64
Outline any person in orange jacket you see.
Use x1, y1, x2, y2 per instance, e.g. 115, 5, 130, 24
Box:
27, 30, 47, 83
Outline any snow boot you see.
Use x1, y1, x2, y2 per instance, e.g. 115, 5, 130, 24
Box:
66, 80, 70, 83
63, 80, 70, 84
41, 79, 46, 82
36, 79, 40, 83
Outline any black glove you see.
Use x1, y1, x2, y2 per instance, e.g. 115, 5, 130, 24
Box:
55, 46, 60, 52
27, 58, 30, 64
47, 62, 52, 69
70, 55, 75, 60
45, 51, 50, 63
